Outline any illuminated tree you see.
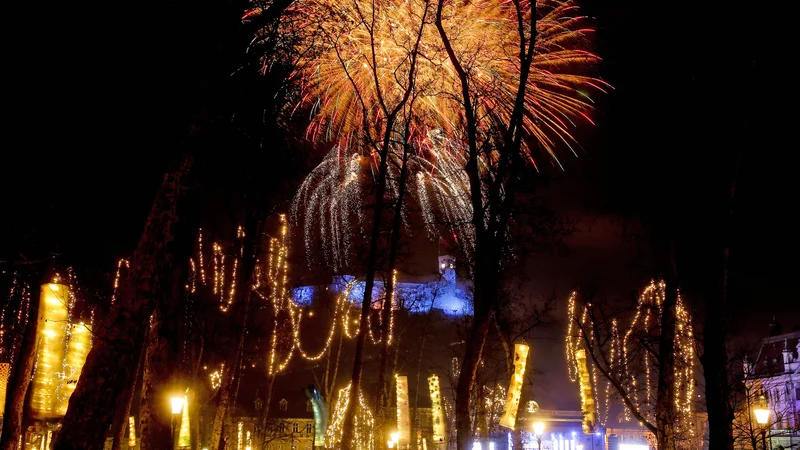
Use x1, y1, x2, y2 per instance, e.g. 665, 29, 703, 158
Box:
565, 281, 700, 450
0, 275, 35, 450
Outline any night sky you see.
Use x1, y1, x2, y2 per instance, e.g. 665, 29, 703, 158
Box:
3, 0, 798, 411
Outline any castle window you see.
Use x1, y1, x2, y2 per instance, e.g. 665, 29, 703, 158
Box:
306, 400, 313, 412
306, 423, 313, 433
279, 398, 288, 411
293, 422, 299, 433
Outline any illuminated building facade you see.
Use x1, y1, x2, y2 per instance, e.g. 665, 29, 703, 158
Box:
742, 321, 800, 450
292, 255, 471, 316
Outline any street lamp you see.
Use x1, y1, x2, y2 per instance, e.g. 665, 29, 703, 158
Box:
390, 432, 400, 450
533, 422, 545, 450
577, 445, 584, 450
754, 408, 771, 450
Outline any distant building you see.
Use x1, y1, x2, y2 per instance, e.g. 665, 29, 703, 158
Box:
742, 320, 800, 450
225, 391, 316, 450
292, 254, 472, 316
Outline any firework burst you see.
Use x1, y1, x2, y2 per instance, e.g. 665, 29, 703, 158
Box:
246, 0, 607, 166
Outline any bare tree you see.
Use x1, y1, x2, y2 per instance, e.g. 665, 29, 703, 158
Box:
566, 282, 699, 450
55, 156, 191, 450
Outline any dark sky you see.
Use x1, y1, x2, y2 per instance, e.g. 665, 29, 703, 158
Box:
3, 0, 798, 411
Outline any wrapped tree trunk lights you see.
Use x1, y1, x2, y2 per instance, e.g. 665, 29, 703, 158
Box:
428, 374, 446, 445
499, 343, 529, 430
396, 375, 411, 444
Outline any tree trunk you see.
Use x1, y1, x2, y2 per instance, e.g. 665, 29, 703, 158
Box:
339, 121, 396, 450
54, 156, 191, 450
0, 284, 39, 450
454, 299, 491, 450
112, 339, 147, 450
210, 225, 257, 450
375, 142, 411, 448
256, 374, 277, 448
702, 152, 741, 450
655, 250, 678, 450
140, 308, 177, 450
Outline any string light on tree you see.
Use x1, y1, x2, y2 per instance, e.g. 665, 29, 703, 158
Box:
565, 280, 697, 443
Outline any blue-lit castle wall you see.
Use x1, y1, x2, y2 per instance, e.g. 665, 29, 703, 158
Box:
292, 254, 472, 316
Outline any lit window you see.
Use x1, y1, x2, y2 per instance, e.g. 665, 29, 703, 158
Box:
293, 422, 299, 433
306, 423, 312, 433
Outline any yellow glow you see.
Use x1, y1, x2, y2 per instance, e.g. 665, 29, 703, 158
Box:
31, 283, 69, 419
56, 322, 92, 415
575, 347, 597, 433
533, 422, 545, 435
178, 395, 191, 447
499, 343, 529, 429
428, 375, 446, 442
396, 376, 410, 444
391, 432, 400, 444
171, 396, 185, 414
754, 408, 770, 425
325, 383, 374, 450
128, 416, 137, 447
0, 363, 9, 418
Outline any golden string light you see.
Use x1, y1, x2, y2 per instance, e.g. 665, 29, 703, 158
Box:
192, 228, 244, 312
0, 363, 9, 419
178, 393, 191, 447
31, 278, 92, 420
575, 348, 597, 433
111, 258, 129, 306
210, 363, 224, 390
499, 343, 529, 430
428, 374, 446, 443
566, 280, 697, 440
128, 416, 137, 447
31, 283, 70, 418
396, 375, 411, 444
325, 383, 374, 450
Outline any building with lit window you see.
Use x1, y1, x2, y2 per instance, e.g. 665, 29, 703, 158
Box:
742, 320, 800, 450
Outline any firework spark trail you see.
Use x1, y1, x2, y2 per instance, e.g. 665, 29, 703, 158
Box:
291, 139, 474, 268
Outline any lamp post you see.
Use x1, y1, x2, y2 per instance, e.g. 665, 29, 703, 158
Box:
533, 422, 545, 450
755, 407, 771, 450
171, 395, 186, 450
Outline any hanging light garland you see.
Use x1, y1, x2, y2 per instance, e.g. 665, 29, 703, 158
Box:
111, 258, 129, 306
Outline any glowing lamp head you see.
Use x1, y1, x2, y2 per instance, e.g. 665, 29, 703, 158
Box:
391, 432, 400, 444
754, 408, 770, 425
171, 396, 185, 414
533, 422, 545, 436
577, 445, 584, 450
388, 441, 395, 449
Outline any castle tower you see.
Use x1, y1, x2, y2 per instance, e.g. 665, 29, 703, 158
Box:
438, 255, 456, 285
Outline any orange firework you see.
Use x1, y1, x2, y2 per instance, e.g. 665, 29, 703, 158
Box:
246, 0, 607, 166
